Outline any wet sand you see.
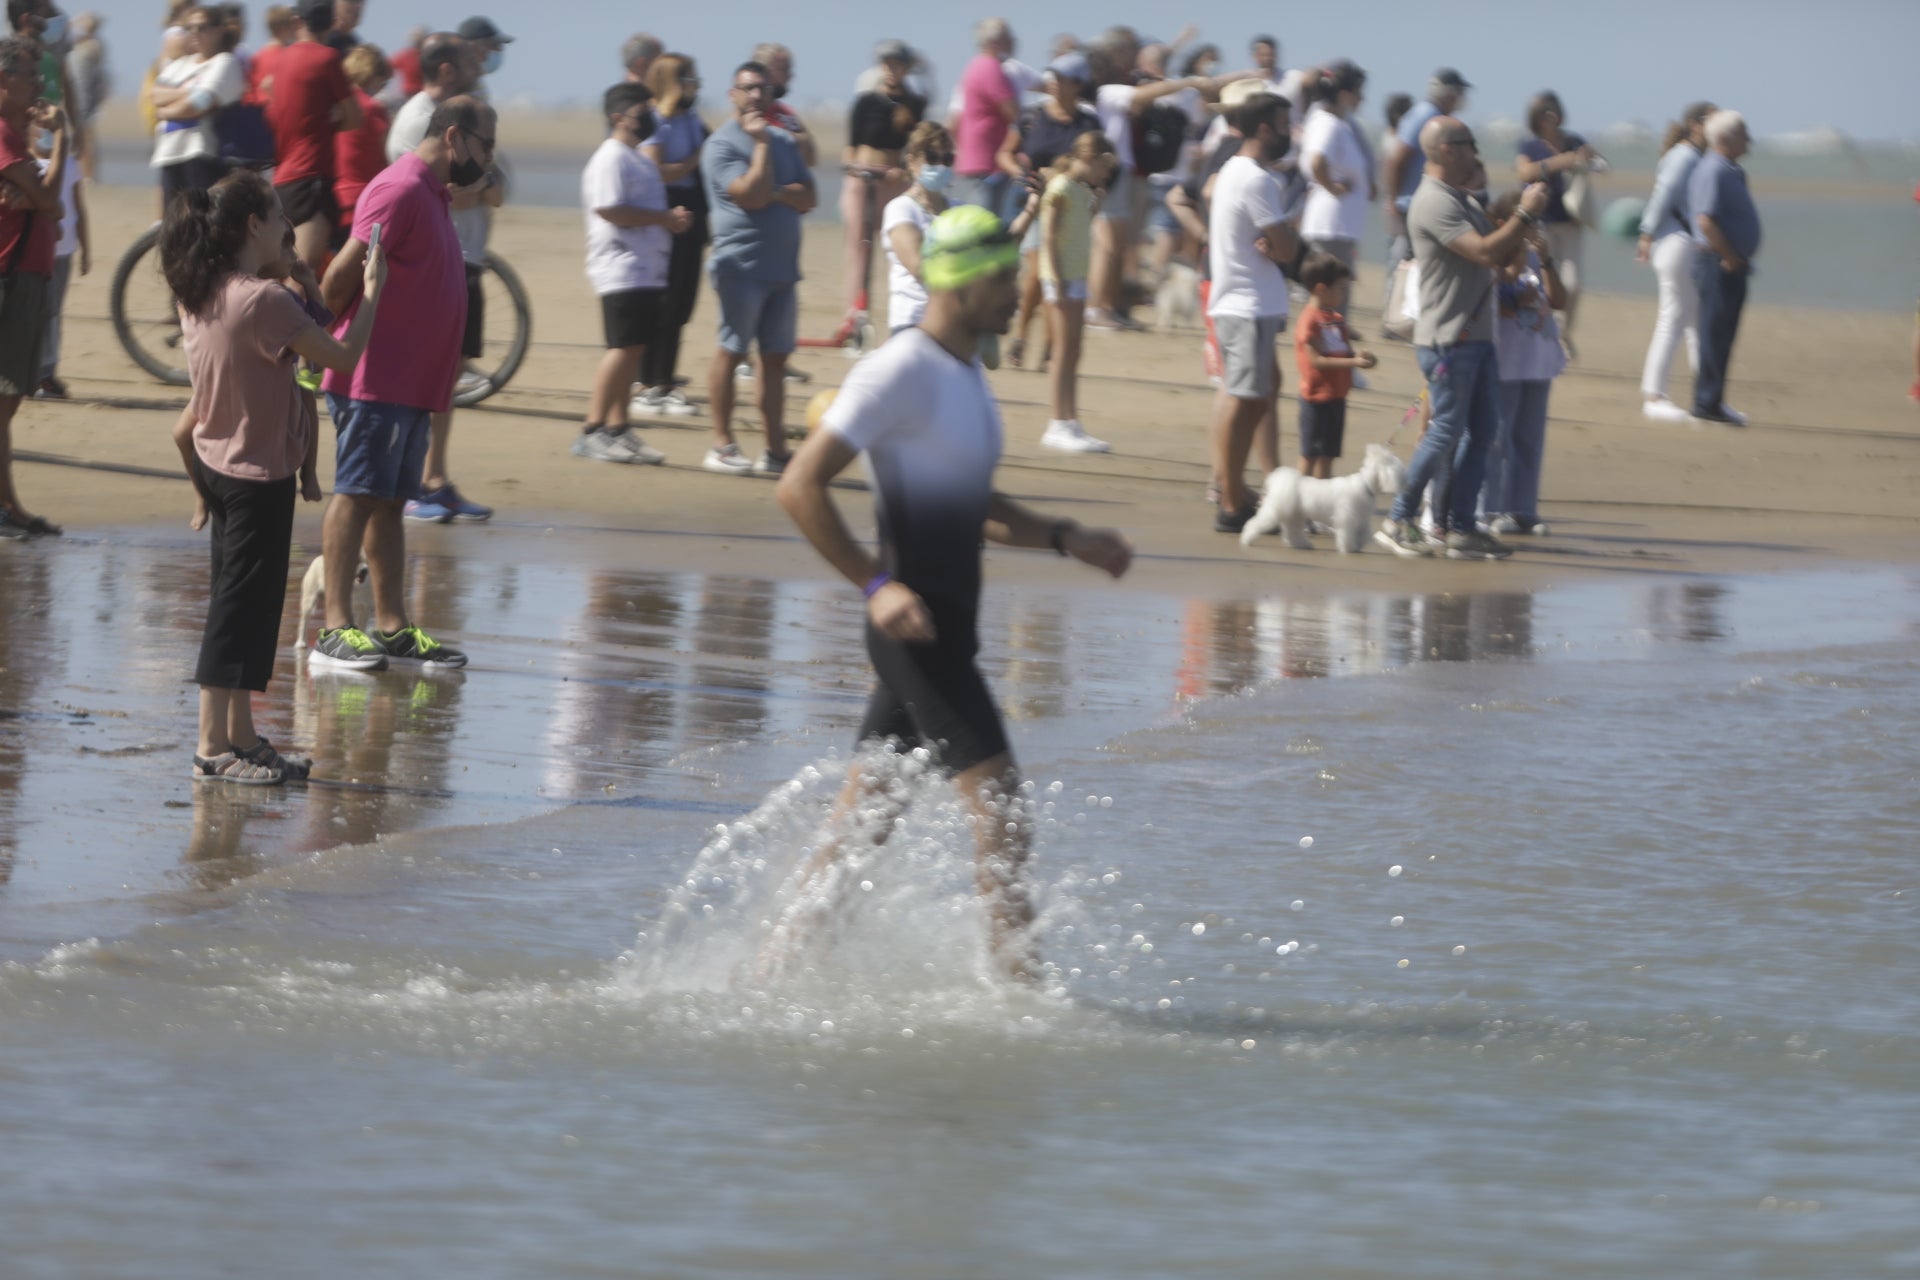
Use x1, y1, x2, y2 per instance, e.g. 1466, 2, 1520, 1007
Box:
8, 184, 1919, 601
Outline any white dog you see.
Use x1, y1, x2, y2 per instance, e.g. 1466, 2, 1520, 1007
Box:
296, 555, 369, 651
1152, 260, 1201, 332
1241, 443, 1407, 553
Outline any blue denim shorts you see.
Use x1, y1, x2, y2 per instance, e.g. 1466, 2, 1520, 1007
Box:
326, 394, 431, 501
710, 264, 797, 356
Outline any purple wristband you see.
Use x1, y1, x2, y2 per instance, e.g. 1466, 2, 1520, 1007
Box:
862, 571, 892, 599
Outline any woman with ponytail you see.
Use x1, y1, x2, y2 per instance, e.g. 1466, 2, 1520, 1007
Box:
1299, 60, 1373, 272
1635, 100, 1714, 420
162, 169, 387, 784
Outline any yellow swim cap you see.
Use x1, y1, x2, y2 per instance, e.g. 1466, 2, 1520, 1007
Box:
922, 205, 1020, 292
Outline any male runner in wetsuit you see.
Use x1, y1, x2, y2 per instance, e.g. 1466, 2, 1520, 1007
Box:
775, 205, 1133, 978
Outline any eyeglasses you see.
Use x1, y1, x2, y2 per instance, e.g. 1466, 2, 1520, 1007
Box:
923, 152, 955, 166
462, 129, 496, 151
1441, 135, 1477, 152
732, 81, 768, 94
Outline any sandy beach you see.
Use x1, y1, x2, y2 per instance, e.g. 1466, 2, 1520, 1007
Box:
8, 182, 1919, 597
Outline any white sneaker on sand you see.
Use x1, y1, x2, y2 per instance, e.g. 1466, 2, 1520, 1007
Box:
1643, 398, 1693, 424
703, 442, 755, 474
631, 386, 698, 418
573, 427, 665, 464
1041, 420, 1112, 453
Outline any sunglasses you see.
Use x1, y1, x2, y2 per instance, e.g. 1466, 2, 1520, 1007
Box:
1441, 136, 1478, 152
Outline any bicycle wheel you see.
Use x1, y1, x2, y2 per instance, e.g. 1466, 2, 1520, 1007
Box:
452, 252, 533, 407
110, 223, 191, 387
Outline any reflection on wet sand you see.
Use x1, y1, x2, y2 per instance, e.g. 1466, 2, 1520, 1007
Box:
0, 556, 54, 886
1175, 591, 1539, 699
0, 536, 1893, 948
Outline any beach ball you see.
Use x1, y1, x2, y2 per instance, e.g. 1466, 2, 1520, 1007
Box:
805, 389, 837, 435
1600, 196, 1646, 240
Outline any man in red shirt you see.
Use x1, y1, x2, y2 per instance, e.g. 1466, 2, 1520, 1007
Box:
0, 36, 67, 537
312, 95, 489, 671
390, 26, 427, 99
244, 5, 297, 107
265, 0, 361, 271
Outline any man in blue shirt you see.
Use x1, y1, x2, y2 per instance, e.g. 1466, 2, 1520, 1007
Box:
1381, 68, 1469, 317
1686, 109, 1760, 425
700, 60, 815, 475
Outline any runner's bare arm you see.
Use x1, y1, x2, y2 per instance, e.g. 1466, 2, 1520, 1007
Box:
984, 493, 1133, 578
776, 432, 936, 642
319, 237, 366, 316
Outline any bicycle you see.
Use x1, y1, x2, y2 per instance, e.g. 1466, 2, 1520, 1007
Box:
109, 224, 534, 408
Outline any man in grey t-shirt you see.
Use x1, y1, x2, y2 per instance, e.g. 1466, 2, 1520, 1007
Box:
1376, 116, 1548, 560
698, 59, 815, 476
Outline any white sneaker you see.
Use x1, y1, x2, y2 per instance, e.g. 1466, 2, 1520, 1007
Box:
1643, 398, 1693, 424
630, 386, 699, 418
703, 442, 755, 474
1041, 420, 1112, 453
455, 370, 490, 395
1485, 513, 1521, 535
573, 427, 665, 465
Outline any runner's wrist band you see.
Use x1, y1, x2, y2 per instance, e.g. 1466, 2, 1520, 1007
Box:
863, 571, 892, 599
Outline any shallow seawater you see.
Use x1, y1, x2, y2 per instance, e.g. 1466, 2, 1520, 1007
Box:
2, 536, 1917, 1278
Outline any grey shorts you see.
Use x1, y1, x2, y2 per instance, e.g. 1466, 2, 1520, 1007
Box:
1215, 313, 1284, 400
0, 271, 48, 397
710, 263, 798, 356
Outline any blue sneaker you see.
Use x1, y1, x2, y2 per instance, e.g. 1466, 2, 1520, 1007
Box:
403, 495, 455, 523
440, 485, 492, 523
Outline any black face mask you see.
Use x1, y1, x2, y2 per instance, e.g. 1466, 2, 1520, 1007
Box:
632, 113, 657, 144
449, 135, 487, 186
1262, 129, 1291, 164
771, 81, 788, 100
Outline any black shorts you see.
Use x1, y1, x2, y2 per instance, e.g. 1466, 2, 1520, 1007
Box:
462, 263, 485, 360
276, 174, 338, 229
1298, 398, 1347, 459
601, 287, 665, 350
858, 615, 1008, 775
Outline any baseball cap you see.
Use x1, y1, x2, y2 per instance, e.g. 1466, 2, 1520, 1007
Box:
875, 38, 913, 64
921, 206, 1019, 292
297, 0, 334, 30
1045, 51, 1089, 83
458, 16, 513, 43
1432, 68, 1471, 90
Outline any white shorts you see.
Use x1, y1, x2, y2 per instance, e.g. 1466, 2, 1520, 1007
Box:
1042, 278, 1088, 304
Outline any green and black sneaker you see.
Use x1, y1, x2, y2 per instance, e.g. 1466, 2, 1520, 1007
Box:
310, 626, 390, 671
373, 624, 469, 669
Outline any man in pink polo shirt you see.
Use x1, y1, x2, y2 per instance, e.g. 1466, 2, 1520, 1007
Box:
952, 18, 1017, 219
311, 95, 491, 671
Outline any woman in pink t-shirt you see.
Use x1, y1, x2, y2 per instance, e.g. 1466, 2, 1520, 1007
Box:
161, 170, 387, 785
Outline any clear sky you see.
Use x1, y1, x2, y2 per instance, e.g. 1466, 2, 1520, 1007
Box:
69, 0, 1920, 142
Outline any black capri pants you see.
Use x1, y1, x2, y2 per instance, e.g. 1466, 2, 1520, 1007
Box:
192, 459, 296, 692
639, 201, 708, 389
858, 612, 1009, 774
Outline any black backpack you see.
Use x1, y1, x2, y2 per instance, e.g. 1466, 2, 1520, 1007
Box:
1132, 101, 1189, 176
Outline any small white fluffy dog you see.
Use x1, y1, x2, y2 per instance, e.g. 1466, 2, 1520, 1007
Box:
1241, 443, 1407, 553
296, 555, 369, 651
1153, 260, 1202, 331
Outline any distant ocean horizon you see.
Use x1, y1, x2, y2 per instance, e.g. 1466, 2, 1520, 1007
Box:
96, 131, 1920, 314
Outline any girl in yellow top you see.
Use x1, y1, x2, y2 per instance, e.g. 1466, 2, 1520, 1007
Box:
1039, 131, 1115, 453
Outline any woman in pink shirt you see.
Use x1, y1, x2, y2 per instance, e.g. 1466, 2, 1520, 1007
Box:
161, 170, 387, 785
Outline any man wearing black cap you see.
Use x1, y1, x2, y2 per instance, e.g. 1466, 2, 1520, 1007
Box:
266, 0, 362, 272
1382, 68, 1469, 309
322, 0, 362, 55
456, 16, 509, 79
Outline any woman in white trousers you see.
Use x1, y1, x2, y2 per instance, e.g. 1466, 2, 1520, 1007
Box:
1636, 102, 1714, 422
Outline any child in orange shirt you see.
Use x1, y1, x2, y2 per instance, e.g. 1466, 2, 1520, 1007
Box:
1293, 252, 1376, 479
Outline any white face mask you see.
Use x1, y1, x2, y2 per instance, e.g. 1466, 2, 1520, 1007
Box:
917, 164, 954, 195
42, 14, 69, 47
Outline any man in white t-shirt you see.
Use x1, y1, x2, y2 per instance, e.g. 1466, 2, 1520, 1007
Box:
1205, 92, 1296, 532
771, 206, 1131, 982
573, 82, 691, 465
